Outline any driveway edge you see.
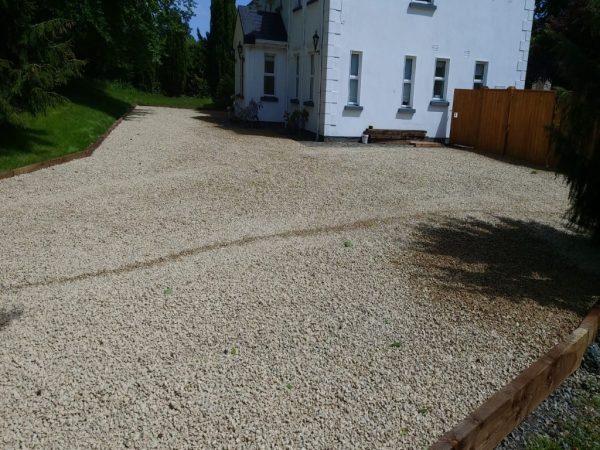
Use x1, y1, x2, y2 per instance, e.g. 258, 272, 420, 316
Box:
430, 300, 600, 450
0, 106, 136, 181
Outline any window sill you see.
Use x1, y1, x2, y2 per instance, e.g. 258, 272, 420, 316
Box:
409, 2, 437, 11
261, 96, 279, 103
292, 5, 302, 12
429, 100, 449, 107
344, 105, 363, 111
290, 98, 299, 104
303, 100, 314, 107
397, 107, 416, 114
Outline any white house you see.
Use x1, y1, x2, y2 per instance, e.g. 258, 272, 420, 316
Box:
234, 0, 534, 140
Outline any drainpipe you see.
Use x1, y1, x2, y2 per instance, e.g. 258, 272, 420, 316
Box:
315, 0, 326, 141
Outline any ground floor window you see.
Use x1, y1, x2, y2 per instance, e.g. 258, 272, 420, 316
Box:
295, 54, 300, 98
432, 58, 449, 100
402, 56, 416, 107
473, 61, 488, 89
309, 54, 315, 101
264, 54, 275, 96
348, 52, 361, 105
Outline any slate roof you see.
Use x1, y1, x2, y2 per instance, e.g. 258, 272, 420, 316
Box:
238, 5, 288, 44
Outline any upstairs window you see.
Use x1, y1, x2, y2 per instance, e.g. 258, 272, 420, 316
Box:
264, 54, 275, 96
402, 56, 416, 108
348, 52, 361, 105
432, 59, 449, 100
473, 62, 488, 89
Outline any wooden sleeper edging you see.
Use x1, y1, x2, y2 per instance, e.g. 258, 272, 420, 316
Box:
430, 301, 600, 450
0, 106, 135, 181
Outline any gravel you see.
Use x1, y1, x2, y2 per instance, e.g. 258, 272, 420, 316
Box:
1, 107, 598, 449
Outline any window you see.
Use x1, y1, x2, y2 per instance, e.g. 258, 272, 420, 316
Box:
432, 59, 448, 100
264, 54, 275, 96
348, 52, 361, 105
294, 54, 300, 99
409, 0, 437, 10
309, 54, 315, 101
402, 56, 416, 107
473, 62, 488, 89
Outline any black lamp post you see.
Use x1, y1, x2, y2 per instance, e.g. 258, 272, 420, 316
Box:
312, 30, 320, 53
237, 41, 244, 61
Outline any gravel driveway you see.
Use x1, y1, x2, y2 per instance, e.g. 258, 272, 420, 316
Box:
1, 107, 598, 449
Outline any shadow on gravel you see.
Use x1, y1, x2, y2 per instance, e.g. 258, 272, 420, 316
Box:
192, 111, 317, 142
123, 108, 154, 121
409, 217, 600, 316
0, 307, 23, 332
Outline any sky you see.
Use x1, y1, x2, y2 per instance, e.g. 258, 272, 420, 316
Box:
189, 0, 247, 38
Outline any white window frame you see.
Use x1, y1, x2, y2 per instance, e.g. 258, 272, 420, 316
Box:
294, 54, 300, 99
309, 53, 315, 101
473, 61, 488, 90
402, 56, 416, 108
348, 51, 362, 106
264, 53, 276, 96
432, 58, 449, 100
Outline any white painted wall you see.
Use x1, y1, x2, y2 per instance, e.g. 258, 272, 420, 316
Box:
237, 0, 534, 138
282, 0, 327, 135
234, 15, 288, 123
322, 0, 534, 139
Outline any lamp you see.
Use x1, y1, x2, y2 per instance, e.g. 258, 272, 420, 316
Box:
312, 30, 320, 53
237, 41, 244, 60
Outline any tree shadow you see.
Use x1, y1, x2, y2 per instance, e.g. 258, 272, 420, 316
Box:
0, 126, 52, 156
192, 111, 317, 142
0, 307, 23, 332
61, 79, 132, 119
408, 217, 600, 316
123, 108, 154, 121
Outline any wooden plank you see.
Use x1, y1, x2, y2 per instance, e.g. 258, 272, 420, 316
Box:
505, 90, 556, 166
430, 301, 600, 450
476, 89, 511, 155
450, 89, 483, 147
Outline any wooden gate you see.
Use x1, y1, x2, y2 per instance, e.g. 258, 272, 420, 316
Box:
450, 88, 557, 167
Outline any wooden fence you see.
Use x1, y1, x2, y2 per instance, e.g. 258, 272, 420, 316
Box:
450, 88, 557, 167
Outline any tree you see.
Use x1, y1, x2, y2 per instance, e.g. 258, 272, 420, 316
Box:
0, 0, 83, 127
37, 0, 195, 93
206, 0, 236, 101
539, 0, 600, 238
159, 10, 191, 96
186, 30, 210, 97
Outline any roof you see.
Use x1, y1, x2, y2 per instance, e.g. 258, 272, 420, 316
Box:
238, 5, 288, 44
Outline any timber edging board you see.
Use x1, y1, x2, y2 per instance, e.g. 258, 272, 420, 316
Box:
430, 301, 600, 450
0, 106, 135, 181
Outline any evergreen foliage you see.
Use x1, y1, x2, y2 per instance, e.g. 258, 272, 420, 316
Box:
0, 0, 83, 127
0, 0, 213, 129
206, 0, 237, 103
531, 0, 600, 239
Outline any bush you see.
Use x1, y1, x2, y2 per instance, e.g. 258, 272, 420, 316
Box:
215, 73, 234, 108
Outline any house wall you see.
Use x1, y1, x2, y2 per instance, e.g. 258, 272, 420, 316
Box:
321, 0, 535, 139
234, 15, 288, 123
282, 0, 327, 135
244, 45, 288, 122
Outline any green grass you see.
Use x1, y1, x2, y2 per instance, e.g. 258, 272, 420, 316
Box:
0, 80, 212, 172
526, 376, 600, 450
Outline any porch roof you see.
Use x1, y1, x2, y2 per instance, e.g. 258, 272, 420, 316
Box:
238, 6, 288, 45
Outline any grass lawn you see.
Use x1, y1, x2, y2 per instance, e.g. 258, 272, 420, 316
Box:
0, 80, 212, 173
526, 376, 600, 450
